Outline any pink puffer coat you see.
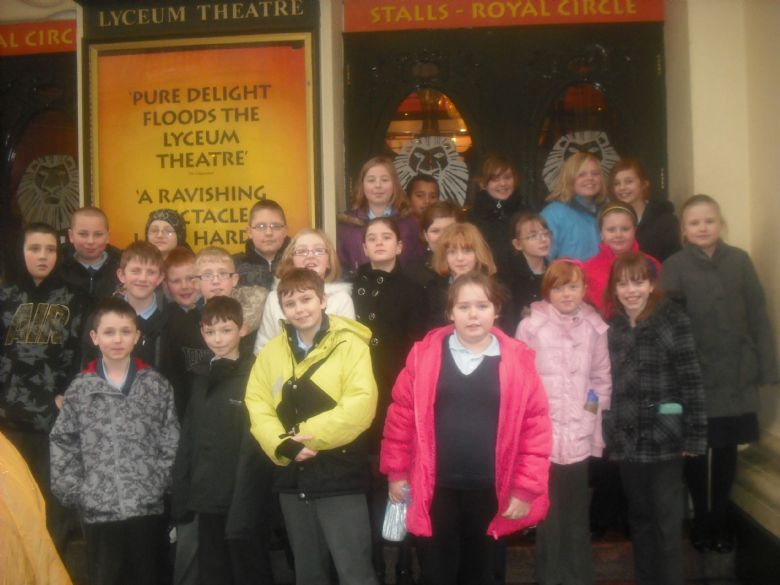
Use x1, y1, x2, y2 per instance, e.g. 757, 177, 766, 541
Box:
516, 301, 612, 464
380, 325, 551, 538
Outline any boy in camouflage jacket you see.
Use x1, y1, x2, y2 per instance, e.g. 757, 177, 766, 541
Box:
50, 297, 179, 585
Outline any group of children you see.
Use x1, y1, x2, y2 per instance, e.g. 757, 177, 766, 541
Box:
0, 151, 777, 585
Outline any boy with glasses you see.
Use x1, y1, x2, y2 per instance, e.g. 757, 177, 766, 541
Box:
195, 247, 268, 351
234, 200, 290, 289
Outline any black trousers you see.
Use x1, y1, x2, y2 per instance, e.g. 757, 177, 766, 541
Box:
368, 464, 415, 582
535, 459, 594, 585
620, 458, 685, 585
416, 487, 498, 585
198, 512, 275, 585
685, 445, 738, 537
84, 515, 165, 585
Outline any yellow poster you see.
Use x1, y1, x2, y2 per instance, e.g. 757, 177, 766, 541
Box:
89, 34, 314, 253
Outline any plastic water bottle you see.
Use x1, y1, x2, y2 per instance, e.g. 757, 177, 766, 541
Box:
382, 484, 410, 542
584, 389, 599, 414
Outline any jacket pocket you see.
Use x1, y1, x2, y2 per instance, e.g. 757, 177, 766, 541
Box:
653, 411, 683, 450
577, 408, 598, 441
738, 337, 760, 387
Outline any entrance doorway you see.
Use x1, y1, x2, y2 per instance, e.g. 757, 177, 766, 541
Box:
344, 23, 666, 208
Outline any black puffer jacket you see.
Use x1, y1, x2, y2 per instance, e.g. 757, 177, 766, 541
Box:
467, 189, 528, 277
636, 199, 681, 262
56, 243, 121, 307
173, 353, 260, 517
503, 253, 546, 332
233, 237, 290, 289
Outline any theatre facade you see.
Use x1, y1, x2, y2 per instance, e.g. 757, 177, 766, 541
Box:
1, 0, 779, 576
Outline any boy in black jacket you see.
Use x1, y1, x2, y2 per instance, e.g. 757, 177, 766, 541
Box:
173, 296, 273, 585
0, 222, 83, 550
57, 206, 120, 306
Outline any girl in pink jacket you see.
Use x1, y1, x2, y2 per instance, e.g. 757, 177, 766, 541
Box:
583, 202, 661, 317
516, 259, 612, 585
380, 271, 552, 585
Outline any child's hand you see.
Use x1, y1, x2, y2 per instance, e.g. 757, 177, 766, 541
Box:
290, 433, 317, 461
291, 432, 314, 444
55, 395, 64, 410
389, 480, 409, 503
295, 447, 318, 462
502, 496, 531, 520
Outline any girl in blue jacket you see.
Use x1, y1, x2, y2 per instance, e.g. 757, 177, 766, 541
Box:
541, 152, 606, 261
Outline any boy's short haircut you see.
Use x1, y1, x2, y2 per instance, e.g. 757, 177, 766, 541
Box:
249, 199, 287, 225
277, 268, 325, 304
120, 241, 164, 270
23, 221, 58, 242
70, 206, 109, 230
164, 246, 197, 275
195, 246, 235, 272
201, 295, 244, 328
406, 174, 439, 196
511, 211, 549, 237
90, 297, 138, 331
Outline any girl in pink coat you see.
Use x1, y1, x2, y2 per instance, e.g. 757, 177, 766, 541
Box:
516, 259, 612, 585
583, 202, 661, 317
380, 271, 552, 585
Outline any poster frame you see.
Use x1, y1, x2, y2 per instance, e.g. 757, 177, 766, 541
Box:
85, 31, 317, 241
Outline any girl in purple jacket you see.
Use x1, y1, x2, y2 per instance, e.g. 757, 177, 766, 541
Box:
337, 156, 425, 279
516, 259, 612, 585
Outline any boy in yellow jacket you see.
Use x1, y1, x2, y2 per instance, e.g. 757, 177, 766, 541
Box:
246, 267, 378, 585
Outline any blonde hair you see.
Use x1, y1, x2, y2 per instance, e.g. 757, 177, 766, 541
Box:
546, 152, 607, 204
195, 247, 235, 272
432, 223, 496, 277
276, 228, 341, 283
351, 156, 408, 211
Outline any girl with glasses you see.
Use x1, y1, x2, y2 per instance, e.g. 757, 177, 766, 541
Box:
504, 212, 552, 327
145, 209, 190, 260
254, 229, 355, 354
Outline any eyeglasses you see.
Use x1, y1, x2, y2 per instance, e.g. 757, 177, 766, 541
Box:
148, 227, 176, 237
250, 223, 286, 232
517, 230, 551, 242
167, 276, 198, 286
196, 272, 236, 282
292, 247, 328, 257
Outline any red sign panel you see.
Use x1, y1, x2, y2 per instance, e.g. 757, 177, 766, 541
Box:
0, 21, 76, 56
345, 0, 664, 32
